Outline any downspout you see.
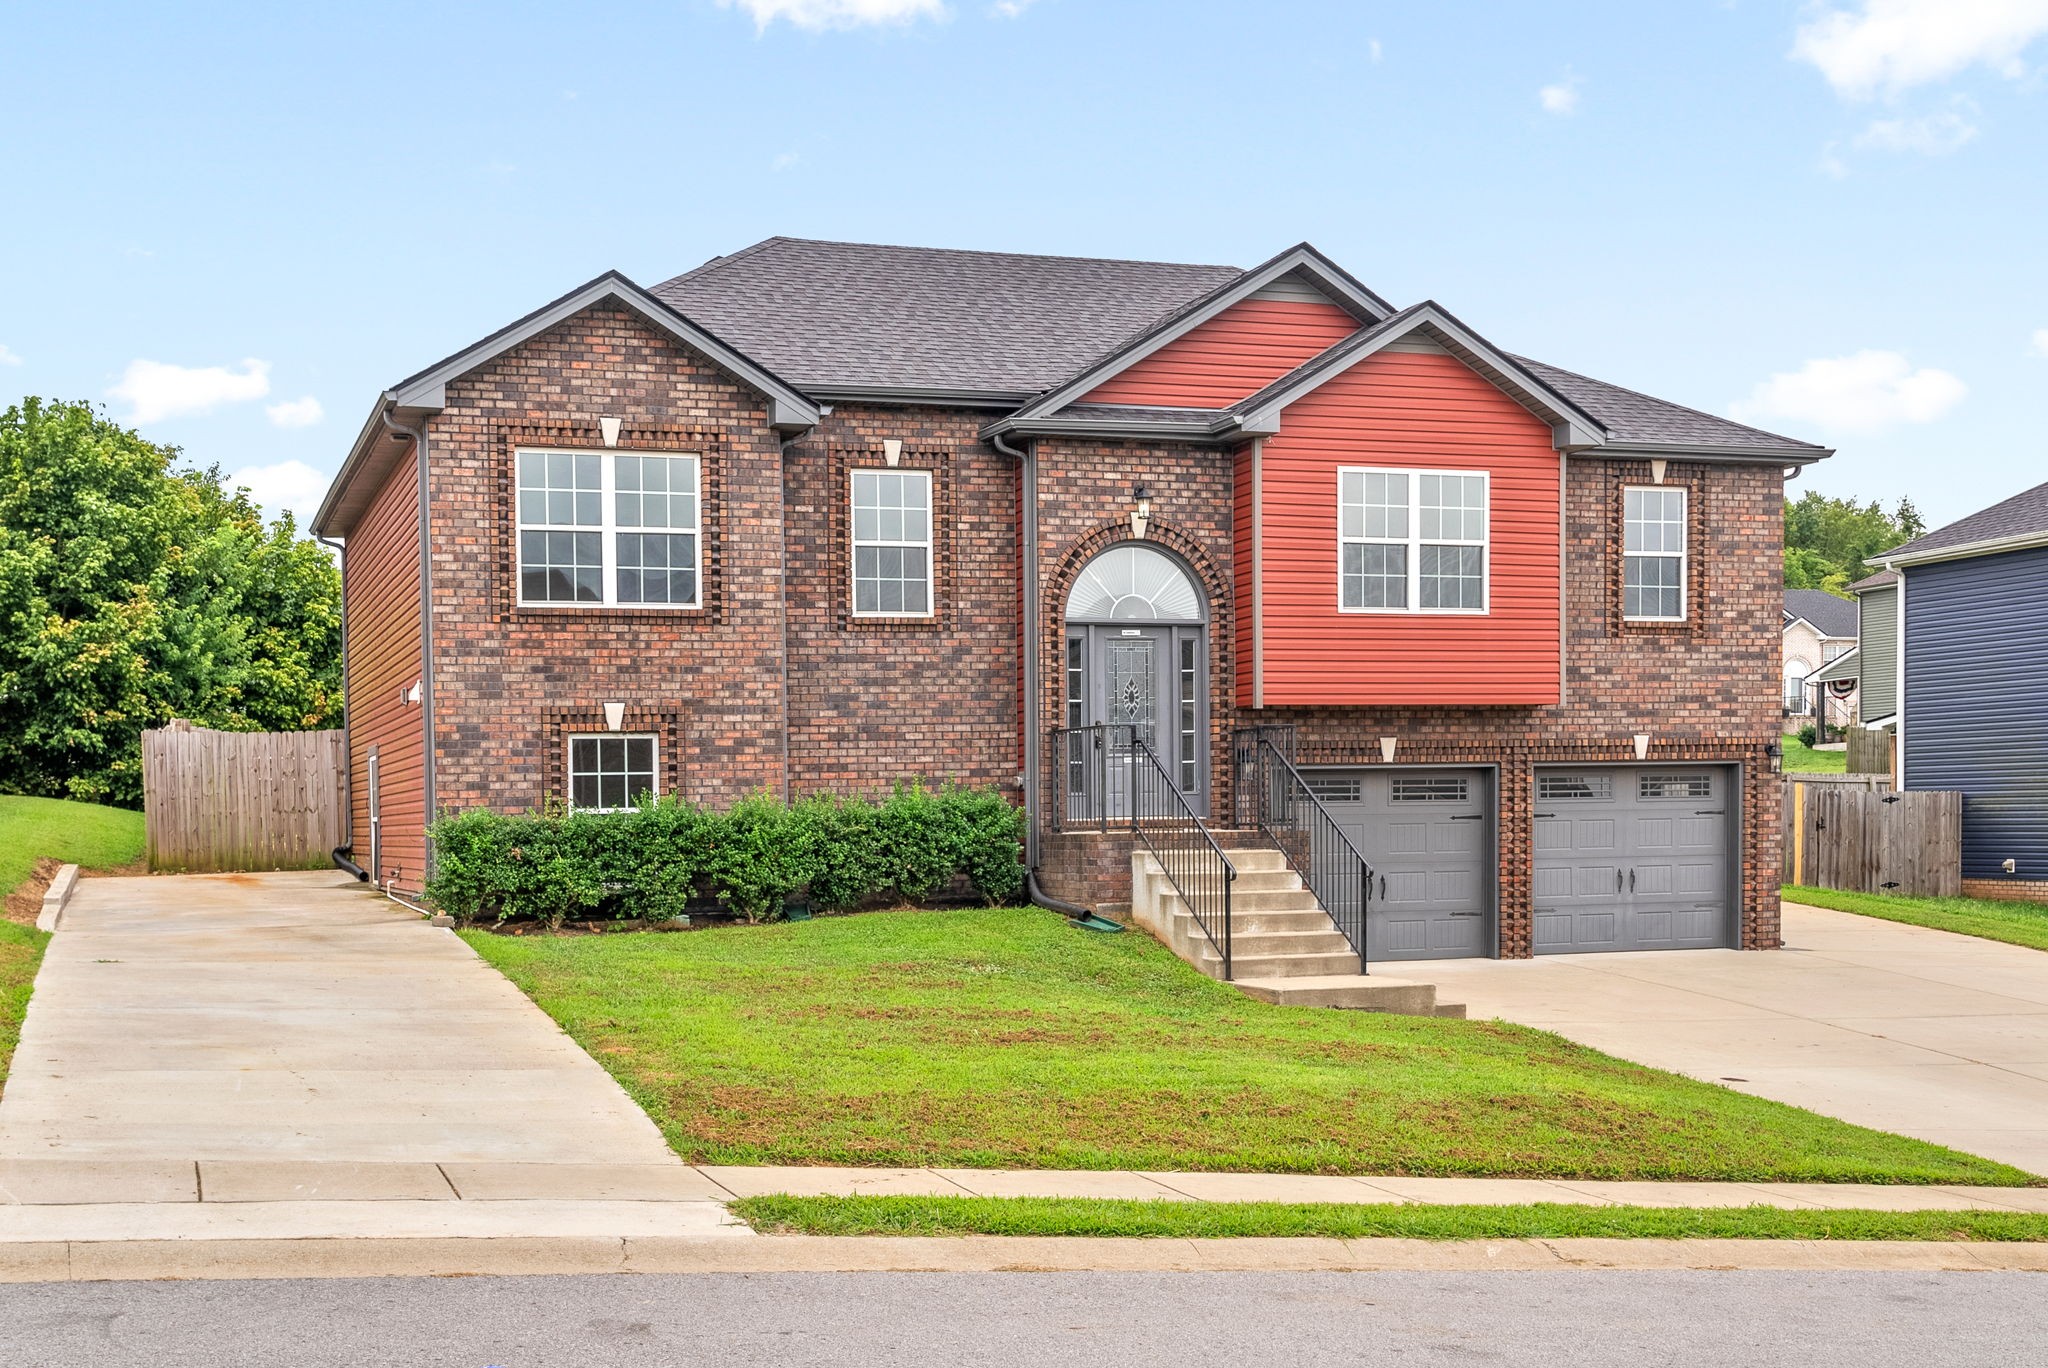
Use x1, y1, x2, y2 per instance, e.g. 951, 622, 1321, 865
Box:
999, 425, 1094, 922
777, 428, 807, 802
379, 406, 436, 886
314, 531, 368, 881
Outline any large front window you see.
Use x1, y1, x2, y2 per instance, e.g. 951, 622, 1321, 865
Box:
850, 469, 932, 617
517, 448, 700, 608
1623, 486, 1686, 621
1338, 467, 1489, 613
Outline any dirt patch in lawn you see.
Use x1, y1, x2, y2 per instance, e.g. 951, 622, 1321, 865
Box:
3, 857, 62, 926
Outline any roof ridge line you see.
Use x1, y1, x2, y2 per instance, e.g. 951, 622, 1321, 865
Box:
653, 236, 792, 291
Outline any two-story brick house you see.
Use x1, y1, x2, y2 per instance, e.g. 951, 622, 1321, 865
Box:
312, 237, 1828, 960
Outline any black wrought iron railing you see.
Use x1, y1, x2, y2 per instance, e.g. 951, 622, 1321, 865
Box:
1234, 730, 1373, 973
1049, 723, 1237, 977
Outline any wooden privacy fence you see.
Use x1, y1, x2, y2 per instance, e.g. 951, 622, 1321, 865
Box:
1782, 776, 1961, 897
1845, 726, 1894, 777
143, 722, 346, 873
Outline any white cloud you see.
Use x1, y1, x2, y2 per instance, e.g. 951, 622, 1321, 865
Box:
1369, 38, 1383, 63
228, 459, 332, 531
1819, 141, 1851, 177
265, 396, 325, 429
990, 0, 1034, 15
1853, 104, 1980, 154
108, 358, 270, 424
1539, 77, 1580, 115
2030, 328, 2048, 357
1792, 0, 2048, 99
1731, 350, 1966, 433
771, 150, 802, 171
720, 0, 947, 30
0, 344, 21, 366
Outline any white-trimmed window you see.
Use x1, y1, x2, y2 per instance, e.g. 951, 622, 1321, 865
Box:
1784, 660, 1811, 712
517, 448, 701, 608
1338, 467, 1489, 613
568, 733, 657, 812
1623, 486, 1686, 621
851, 468, 932, 617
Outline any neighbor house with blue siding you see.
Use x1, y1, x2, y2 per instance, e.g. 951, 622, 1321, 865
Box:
1875, 478, 2048, 902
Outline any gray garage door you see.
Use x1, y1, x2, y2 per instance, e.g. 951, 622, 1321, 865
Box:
1532, 766, 1735, 954
1305, 767, 1494, 961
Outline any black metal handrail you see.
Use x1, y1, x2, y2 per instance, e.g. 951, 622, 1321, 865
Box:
1049, 723, 1237, 977
1233, 731, 1373, 973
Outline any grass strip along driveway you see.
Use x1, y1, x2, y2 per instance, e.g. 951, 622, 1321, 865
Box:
734, 1194, 2048, 1243
467, 908, 2030, 1184
1, 796, 146, 1096
1786, 885, 2048, 953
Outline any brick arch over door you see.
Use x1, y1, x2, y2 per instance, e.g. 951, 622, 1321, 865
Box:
1042, 520, 1237, 815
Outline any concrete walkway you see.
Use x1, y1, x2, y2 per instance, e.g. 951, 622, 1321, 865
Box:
1420, 902, 2048, 1175
0, 871, 676, 1165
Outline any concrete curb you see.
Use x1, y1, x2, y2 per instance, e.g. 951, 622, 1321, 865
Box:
4, 1234, 2047, 1283
34, 864, 79, 932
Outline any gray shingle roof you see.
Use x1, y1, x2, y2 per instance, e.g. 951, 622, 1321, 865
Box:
653, 237, 1241, 393
652, 237, 1824, 454
1512, 358, 1827, 453
1882, 478, 2048, 561
1848, 569, 1898, 592
1784, 589, 1858, 639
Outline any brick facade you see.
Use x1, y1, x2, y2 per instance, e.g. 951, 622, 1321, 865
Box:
390, 302, 1783, 955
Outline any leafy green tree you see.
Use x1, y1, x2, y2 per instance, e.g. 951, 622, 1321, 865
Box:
0, 398, 341, 806
1783, 491, 1925, 597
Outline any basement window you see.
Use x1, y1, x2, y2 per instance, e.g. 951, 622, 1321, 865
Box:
568, 734, 658, 812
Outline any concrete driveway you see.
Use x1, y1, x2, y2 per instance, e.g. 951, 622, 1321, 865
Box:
1423, 902, 2048, 1175
0, 871, 678, 1167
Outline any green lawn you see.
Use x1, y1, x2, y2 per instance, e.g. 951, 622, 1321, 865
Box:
0, 794, 146, 894
0, 922, 47, 1096
465, 907, 2030, 1184
734, 1194, 2048, 1243
1781, 737, 1847, 773
1786, 885, 2048, 953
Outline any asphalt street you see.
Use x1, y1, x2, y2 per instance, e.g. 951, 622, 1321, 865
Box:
3, 1270, 2043, 1367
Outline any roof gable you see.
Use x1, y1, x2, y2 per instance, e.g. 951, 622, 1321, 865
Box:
389, 271, 817, 430
1011, 243, 1394, 420
1076, 288, 1361, 409
1234, 302, 1608, 448
1783, 588, 1859, 639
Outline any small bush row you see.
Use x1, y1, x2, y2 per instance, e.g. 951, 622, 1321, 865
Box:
424, 784, 1026, 929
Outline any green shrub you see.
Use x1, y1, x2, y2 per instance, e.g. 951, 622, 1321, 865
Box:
1796, 724, 1819, 748
424, 785, 1026, 928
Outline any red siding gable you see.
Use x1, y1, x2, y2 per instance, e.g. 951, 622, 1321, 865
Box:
1245, 348, 1562, 707
1082, 297, 1359, 408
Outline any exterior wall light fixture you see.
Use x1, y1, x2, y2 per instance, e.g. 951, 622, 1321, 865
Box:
1131, 484, 1152, 539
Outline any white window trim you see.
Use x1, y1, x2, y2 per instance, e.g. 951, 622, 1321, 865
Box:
848, 466, 935, 620
1622, 484, 1687, 623
565, 732, 660, 813
1336, 465, 1491, 616
515, 447, 703, 610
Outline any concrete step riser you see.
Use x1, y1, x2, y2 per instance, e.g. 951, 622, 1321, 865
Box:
1160, 906, 1344, 937
1238, 982, 1439, 1013
1196, 952, 1365, 979
1216, 933, 1356, 958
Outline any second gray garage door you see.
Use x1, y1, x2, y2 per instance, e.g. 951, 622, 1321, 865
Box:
1305, 767, 1494, 962
1532, 766, 1735, 954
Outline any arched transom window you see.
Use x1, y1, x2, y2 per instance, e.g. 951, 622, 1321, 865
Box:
1065, 544, 1204, 623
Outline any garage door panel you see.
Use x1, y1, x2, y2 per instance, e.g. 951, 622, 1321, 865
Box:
1309, 767, 1494, 962
1533, 766, 1734, 955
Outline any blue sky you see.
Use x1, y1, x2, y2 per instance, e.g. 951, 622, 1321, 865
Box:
3, 0, 2044, 532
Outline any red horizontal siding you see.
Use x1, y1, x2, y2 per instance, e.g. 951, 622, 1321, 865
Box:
1082, 298, 1359, 408
1254, 349, 1562, 706
345, 451, 428, 895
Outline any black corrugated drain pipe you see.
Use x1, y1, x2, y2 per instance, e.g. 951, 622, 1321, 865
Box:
331, 846, 369, 882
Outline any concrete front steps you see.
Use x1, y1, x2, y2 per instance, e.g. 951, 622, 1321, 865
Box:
1130, 849, 1464, 1018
